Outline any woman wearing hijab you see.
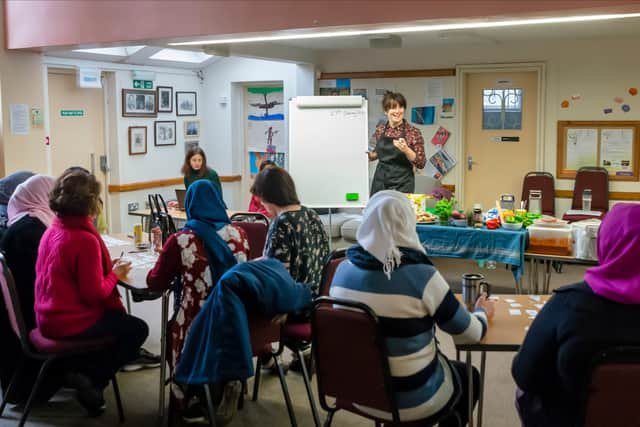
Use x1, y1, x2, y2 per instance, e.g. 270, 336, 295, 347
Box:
0, 175, 57, 404
512, 203, 640, 427
146, 179, 249, 421
0, 170, 34, 229
330, 190, 494, 425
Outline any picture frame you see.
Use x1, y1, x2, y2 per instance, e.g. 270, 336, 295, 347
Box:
176, 91, 197, 116
122, 89, 157, 117
154, 121, 177, 146
185, 140, 199, 154
184, 120, 200, 138
157, 86, 173, 113
128, 126, 147, 155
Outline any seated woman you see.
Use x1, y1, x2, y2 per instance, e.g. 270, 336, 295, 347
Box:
182, 147, 222, 194
330, 190, 494, 425
0, 170, 34, 232
146, 179, 249, 420
512, 203, 640, 427
35, 168, 148, 415
247, 159, 275, 218
0, 175, 57, 404
251, 166, 329, 297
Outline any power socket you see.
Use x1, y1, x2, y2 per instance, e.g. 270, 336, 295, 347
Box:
127, 202, 140, 212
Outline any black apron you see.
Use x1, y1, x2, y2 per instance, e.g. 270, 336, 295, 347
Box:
370, 122, 415, 195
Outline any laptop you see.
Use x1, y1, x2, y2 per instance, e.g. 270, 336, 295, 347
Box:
175, 189, 187, 210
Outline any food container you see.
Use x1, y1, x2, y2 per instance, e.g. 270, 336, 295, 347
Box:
452, 218, 468, 227
527, 224, 573, 255
571, 219, 600, 260
502, 222, 523, 230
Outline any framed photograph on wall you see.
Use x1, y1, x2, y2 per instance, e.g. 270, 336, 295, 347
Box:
122, 89, 157, 117
154, 121, 176, 146
176, 91, 197, 116
157, 86, 173, 113
128, 126, 147, 155
184, 120, 200, 138
185, 140, 199, 154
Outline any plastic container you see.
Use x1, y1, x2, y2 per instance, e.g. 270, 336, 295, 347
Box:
527, 224, 573, 255
571, 219, 600, 260
452, 218, 468, 227
502, 222, 523, 230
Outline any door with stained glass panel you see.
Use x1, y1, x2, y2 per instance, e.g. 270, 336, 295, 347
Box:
463, 71, 538, 211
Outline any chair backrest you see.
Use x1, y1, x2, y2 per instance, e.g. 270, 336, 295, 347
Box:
582, 346, 640, 427
311, 296, 399, 422
230, 212, 269, 226
521, 171, 555, 216
247, 314, 282, 357
572, 167, 609, 213
232, 220, 268, 260
0, 253, 30, 352
318, 249, 346, 297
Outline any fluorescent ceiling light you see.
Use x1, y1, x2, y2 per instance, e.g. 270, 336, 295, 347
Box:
149, 48, 212, 63
170, 12, 640, 46
73, 45, 145, 56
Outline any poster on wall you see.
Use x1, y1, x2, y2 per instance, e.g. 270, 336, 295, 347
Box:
247, 119, 284, 153
247, 87, 284, 120
319, 79, 351, 96
600, 128, 634, 175
425, 148, 457, 180
249, 151, 286, 176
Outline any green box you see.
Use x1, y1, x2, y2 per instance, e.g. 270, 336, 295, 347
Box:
345, 192, 359, 201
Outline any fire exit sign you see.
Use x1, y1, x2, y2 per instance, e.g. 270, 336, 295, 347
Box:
133, 80, 153, 89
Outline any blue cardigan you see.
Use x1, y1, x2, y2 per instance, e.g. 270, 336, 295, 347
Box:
175, 258, 311, 385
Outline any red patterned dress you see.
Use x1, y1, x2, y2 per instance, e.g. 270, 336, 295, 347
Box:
147, 224, 249, 407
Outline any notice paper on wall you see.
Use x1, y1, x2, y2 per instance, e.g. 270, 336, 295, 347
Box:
10, 104, 30, 135
425, 148, 457, 180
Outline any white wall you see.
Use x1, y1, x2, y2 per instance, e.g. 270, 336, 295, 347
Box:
201, 57, 314, 209
318, 38, 640, 212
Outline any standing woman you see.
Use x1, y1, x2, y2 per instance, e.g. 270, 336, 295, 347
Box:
35, 168, 148, 415
368, 92, 426, 195
182, 147, 223, 195
0, 175, 57, 404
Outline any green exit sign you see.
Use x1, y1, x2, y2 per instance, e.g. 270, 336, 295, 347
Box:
60, 110, 84, 117
133, 80, 153, 89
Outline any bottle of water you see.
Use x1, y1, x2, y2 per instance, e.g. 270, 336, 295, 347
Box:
486, 260, 497, 270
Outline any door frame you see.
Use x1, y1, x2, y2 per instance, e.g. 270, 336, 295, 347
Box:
454, 62, 546, 207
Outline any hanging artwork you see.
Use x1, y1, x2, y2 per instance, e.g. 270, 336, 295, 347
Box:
247, 120, 284, 153
431, 126, 450, 146
411, 106, 436, 125
249, 152, 286, 176
247, 87, 284, 120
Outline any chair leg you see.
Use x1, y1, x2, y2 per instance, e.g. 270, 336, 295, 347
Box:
297, 349, 321, 427
324, 410, 335, 427
0, 356, 25, 416
238, 380, 246, 410
274, 355, 297, 427
252, 357, 262, 401
203, 384, 217, 427
18, 358, 53, 427
111, 375, 125, 423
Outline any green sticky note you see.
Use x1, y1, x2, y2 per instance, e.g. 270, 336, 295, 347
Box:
346, 193, 359, 201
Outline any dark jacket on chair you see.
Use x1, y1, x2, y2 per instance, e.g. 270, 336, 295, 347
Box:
512, 282, 640, 426
175, 258, 311, 385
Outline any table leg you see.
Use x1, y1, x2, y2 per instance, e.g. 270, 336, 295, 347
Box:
544, 260, 552, 294
159, 292, 169, 419
477, 351, 486, 427
467, 350, 474, 427
125, 290, 132, 314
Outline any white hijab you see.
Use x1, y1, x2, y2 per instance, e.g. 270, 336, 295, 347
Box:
356, 190, 426, 279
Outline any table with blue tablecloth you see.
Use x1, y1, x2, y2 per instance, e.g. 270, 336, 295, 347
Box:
416, 224, 527, 292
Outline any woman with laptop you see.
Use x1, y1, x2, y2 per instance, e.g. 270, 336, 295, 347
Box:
182, 147, 223, 195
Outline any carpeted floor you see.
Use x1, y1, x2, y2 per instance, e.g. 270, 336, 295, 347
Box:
0, 257, 589, 427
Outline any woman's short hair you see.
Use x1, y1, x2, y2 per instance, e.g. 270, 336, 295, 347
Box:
181, 147, 208, 178
382, 91, 407, 111
259, 159, 276, 171
251, 167, 300, 206
49, 167, 102, 216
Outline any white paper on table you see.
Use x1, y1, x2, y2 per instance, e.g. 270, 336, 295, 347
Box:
526, 310, 538, 317
505, 298, 515, 303
101, 235, 131, 247
534, 303, 544, 309
488, 296, 500, 301
510, 303, 522, 308
509, 309, 522, 316
529, 295, 541, 302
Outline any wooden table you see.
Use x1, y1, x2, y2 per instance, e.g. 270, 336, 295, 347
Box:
102, 234, 168, 419
129, 208, 243, 224
524, 251, 598, 294
455, 294, 550, 427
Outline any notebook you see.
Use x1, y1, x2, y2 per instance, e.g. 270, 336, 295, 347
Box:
175, 189, 187, 210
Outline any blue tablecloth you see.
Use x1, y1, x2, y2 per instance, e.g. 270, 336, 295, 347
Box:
416, 224, 528, 281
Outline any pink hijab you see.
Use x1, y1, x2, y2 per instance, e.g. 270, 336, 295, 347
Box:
7, 175, 56, 227
585, 203, 640, 304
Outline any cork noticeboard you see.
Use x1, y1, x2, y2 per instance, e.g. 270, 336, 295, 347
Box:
557, 121, 640, 181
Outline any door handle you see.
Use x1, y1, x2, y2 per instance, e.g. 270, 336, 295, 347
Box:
467, 156, 476, 171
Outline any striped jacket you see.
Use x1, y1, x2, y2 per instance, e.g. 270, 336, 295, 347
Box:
330, 260, 487, 421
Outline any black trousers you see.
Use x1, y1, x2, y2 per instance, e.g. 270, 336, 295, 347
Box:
70, 310, 148, 389
438, 361, 480, 427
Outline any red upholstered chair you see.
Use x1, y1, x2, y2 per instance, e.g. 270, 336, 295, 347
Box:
231, 217, 269, 261
581, 346, 640, 427
563, 167, 609, 223
0, 253, 125, 427
521, 171, 555, 216
311, 296, 461, 426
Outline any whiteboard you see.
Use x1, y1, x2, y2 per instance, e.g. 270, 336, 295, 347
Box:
289, 96, 369, 208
